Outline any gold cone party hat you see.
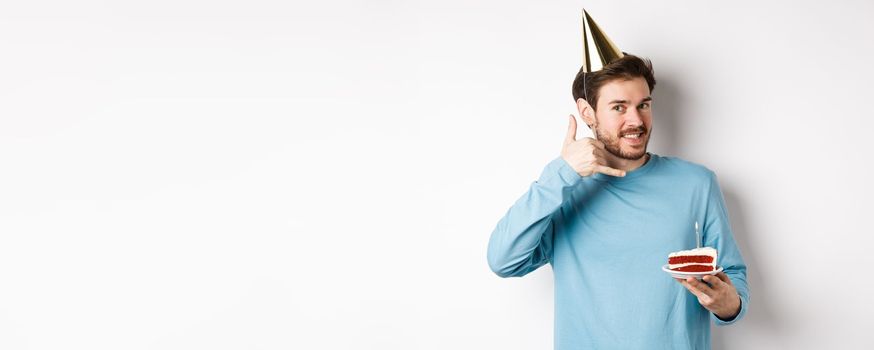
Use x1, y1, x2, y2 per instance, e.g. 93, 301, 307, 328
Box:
581, 9, 624, 73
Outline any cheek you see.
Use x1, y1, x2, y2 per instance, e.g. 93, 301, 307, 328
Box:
598, 117, 621, 131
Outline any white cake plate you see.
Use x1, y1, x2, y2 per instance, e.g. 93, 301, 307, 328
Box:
662, 265, 723, 280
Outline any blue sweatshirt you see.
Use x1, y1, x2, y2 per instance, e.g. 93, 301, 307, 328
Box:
487, 153, 749, 350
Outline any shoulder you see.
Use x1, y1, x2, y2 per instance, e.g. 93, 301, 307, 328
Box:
653, 154, 717, 184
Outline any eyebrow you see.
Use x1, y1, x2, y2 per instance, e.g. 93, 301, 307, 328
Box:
608, 96, 653, 105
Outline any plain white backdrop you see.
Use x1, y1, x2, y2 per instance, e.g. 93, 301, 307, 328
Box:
1, 0, 873, 349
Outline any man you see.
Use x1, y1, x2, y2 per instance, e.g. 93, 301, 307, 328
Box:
486, 11, 748, 350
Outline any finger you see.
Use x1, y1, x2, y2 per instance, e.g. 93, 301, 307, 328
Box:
684, 277, 716, 297
593, 148, 607, 160
594, 165, 626, 177
593, 155, 614, 172
565, 115, 578, 144
593, 152, 605, 165
715, 272, 733, 285
590, 138, 606, 150
678, 279, 709, 301
702, 275, 726, 290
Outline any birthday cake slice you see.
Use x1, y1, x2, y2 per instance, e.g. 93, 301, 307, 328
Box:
667, 247, 717, 272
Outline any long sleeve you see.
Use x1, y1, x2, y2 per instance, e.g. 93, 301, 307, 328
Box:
702, 171, 750, 325
487, 157, 582, 278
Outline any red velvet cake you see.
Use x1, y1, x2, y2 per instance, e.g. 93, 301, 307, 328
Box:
667, 247, 717, 272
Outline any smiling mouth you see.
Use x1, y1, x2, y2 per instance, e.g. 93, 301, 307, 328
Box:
621, 132, 644, 139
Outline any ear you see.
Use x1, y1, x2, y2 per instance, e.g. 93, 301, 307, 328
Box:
576, 98, 596, 129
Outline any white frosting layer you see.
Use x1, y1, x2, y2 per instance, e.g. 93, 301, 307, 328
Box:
668, 247, 717, 259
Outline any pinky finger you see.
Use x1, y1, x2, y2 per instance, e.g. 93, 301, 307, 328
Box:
595, 165, 626, 177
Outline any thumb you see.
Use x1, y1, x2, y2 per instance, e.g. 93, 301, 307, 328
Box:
565, 115, 578, 144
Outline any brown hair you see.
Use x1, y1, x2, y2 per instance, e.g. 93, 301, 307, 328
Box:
571, 54, 656, 111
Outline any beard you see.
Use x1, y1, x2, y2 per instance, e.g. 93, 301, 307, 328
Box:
595, 124, 650, 160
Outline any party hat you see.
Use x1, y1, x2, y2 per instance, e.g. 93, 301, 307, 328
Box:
581, 9, 624, 73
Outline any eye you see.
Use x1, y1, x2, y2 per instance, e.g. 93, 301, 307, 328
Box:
638, 102, 651, 110
612, 105, 626, 112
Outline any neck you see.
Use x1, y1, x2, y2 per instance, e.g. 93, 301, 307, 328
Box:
605, 152, 650, 172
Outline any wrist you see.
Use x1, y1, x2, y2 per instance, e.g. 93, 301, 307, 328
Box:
715, 294, 742, 321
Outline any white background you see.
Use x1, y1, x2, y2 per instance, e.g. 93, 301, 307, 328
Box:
1, 0, 873, 349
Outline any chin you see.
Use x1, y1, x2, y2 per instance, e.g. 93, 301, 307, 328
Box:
617, 144, 648, 160
619, 137, 649, 160
618, 150, 647, 160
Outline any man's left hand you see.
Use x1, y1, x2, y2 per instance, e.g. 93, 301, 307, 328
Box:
676, 272, 741, 320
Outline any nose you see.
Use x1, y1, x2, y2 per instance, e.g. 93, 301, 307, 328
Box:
624, 108, 644, 128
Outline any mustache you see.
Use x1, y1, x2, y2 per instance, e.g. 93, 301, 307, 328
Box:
619, 126, 648, 136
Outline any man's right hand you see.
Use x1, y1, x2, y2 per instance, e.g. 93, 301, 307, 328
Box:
561, 115, 626, 178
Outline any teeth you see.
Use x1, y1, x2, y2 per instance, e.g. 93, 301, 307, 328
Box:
623, 133, 641, 139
